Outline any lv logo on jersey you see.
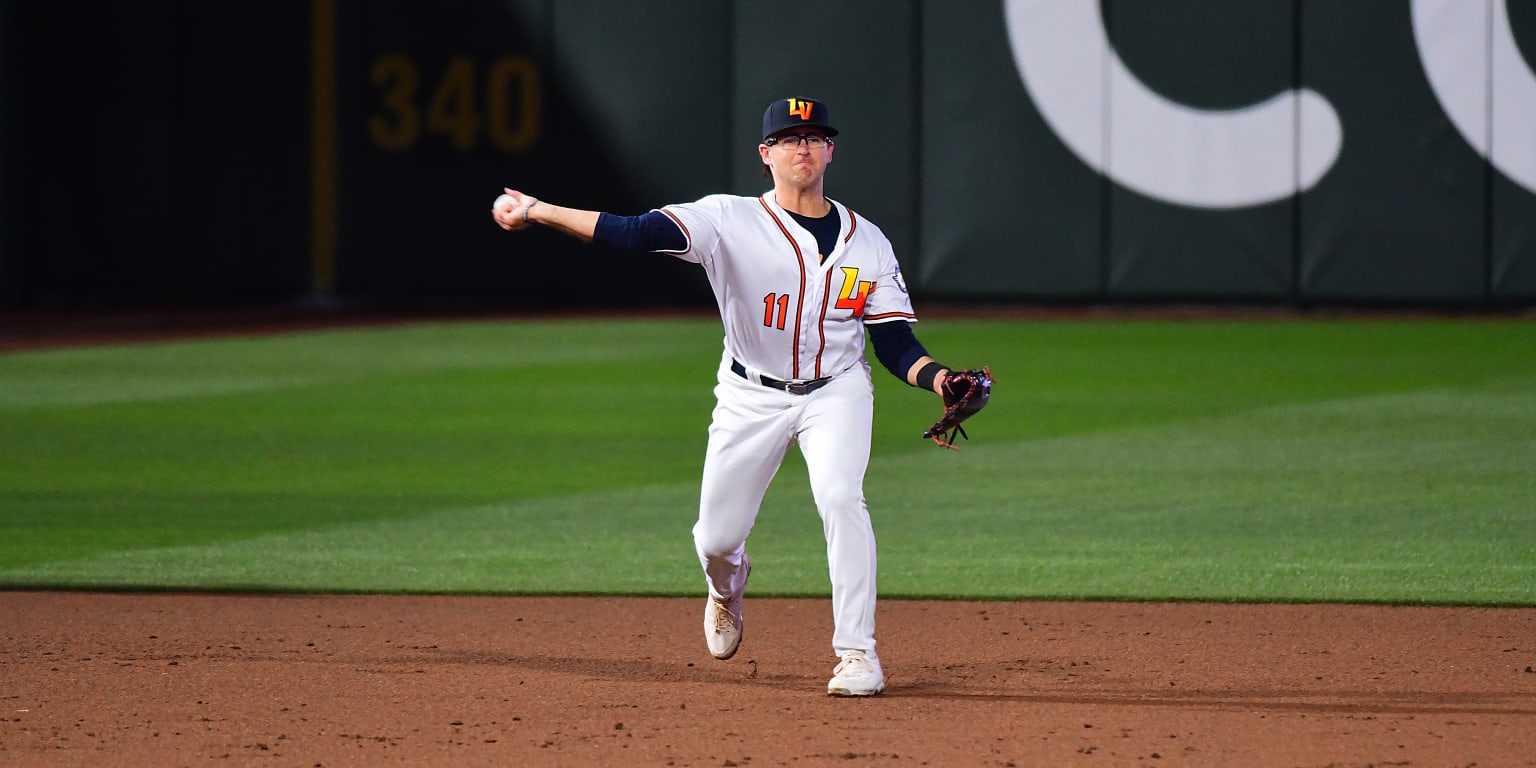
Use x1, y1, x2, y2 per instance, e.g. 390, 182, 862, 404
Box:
834, 267, 875, 317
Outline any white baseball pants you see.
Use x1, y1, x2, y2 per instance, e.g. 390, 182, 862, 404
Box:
692, 355, 878, 657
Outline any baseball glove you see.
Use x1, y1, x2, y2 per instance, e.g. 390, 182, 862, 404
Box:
923, 366, 992, 449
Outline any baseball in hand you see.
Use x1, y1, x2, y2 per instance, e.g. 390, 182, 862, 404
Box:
495, 193, 517, 211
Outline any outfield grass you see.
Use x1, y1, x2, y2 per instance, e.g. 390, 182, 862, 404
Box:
0, 316, 1531, 604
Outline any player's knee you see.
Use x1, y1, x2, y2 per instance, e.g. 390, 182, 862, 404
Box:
693, 528, 746, 559
814, 485, 865, 517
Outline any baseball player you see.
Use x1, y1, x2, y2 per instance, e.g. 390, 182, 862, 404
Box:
491, 97, 984, 697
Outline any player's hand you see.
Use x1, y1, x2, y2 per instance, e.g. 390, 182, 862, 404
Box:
492, 188, 540, 231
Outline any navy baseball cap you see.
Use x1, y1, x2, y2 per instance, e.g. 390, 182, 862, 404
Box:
762, 97, 839, 140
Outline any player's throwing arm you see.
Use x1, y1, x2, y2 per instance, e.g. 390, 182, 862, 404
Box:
492, 188, 599, 241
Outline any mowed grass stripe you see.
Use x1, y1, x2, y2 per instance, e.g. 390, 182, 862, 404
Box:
0, 484, 708, 594
0, 319, 723, 411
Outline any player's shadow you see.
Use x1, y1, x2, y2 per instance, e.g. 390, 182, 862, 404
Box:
225, 647, 818, 690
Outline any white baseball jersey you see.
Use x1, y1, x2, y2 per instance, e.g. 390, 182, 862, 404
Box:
659, 192, 917, 383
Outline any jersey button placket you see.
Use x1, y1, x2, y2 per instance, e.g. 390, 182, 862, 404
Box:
800, 239, 827, 380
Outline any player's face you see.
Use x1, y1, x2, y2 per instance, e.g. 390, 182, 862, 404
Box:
759, 129, 834, 187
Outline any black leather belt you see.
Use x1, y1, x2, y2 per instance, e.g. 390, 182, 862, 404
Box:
731, 359, 832, 395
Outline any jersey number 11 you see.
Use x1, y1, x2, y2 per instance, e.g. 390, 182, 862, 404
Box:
762, 293, 790, 330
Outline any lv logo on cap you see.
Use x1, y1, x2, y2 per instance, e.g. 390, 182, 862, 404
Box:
787, 99, 815, 121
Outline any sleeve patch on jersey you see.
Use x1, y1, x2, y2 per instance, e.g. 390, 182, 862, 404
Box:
893, 268, 909, 294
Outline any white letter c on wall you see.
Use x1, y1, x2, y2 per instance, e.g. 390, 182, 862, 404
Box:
1003, 0, 1343, 210
1414, 0, 1536, 195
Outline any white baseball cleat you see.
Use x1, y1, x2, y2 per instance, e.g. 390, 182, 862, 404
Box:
704, 557, 750, 660
827, 650, 884, 697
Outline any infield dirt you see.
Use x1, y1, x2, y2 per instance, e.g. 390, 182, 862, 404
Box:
3, 592, 1533, 767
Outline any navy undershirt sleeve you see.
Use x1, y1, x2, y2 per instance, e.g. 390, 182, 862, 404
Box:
593, 210, 687, 252
867, 320, 929, 382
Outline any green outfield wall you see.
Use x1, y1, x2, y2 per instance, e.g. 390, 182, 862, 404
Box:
2, 0, 1532, 307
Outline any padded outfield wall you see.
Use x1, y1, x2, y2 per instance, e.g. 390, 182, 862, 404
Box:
2, 0, 1532, 307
